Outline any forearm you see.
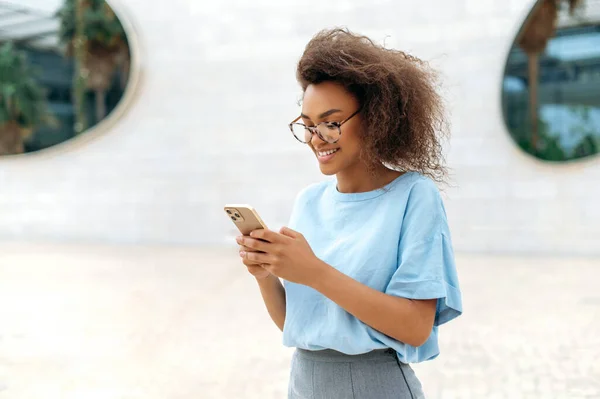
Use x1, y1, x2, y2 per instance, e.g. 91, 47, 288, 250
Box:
256, 274, 286, 331
311, 260, 435, 347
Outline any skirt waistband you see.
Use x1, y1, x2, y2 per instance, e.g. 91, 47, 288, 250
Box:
295, 348, 397, 363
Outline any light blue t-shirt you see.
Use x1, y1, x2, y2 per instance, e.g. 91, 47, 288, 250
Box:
282, 172, 462, 363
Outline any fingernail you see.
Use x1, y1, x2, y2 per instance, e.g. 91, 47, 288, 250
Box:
236, 237, 242, 244
239, 251, 246, 257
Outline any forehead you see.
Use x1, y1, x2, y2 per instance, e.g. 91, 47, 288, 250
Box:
302, 82, 358, 116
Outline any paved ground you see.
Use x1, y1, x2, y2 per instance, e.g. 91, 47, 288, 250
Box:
0, 242, 598, 399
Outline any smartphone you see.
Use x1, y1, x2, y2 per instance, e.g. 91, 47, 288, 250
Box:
224, 204, 268, 236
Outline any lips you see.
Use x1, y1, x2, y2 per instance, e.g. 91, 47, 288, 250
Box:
316, 148, 339, 157
316, 148, 339, 164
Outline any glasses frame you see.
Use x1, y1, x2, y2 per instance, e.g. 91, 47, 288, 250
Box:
288, 108, 361, 144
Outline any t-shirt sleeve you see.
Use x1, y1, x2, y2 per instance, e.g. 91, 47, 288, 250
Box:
384, 179, 463, 326
287, 185, 310, 230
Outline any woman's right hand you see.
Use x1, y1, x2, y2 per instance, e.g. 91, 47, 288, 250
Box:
243, 259, 271, 279
237, 238, 271, 279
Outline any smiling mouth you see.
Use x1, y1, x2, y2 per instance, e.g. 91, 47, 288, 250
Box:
316, 148, 339, 157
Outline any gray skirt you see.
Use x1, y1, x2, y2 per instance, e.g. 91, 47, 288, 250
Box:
288, 348, 425, 399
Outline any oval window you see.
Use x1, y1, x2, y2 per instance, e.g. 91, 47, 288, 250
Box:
0, 0, 132, 156
502, 0, 600, 162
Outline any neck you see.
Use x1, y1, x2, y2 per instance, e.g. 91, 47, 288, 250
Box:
336, 163, 403, 193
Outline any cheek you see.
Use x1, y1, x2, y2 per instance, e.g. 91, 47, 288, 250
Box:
339, 128, 362, 154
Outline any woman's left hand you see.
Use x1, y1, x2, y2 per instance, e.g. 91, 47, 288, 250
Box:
236, 227, 327, 287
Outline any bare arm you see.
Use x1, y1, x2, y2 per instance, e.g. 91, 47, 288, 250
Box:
311, 260, 436, 347
241, 229, 437, 347
238, 235, 287, 331
255, 274, 286, 331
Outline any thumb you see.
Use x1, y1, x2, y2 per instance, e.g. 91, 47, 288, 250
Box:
280, 226, 300, 238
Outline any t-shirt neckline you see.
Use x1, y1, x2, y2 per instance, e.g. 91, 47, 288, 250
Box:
331, 172, 412, 202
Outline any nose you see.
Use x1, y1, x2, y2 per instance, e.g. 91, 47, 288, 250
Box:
310, 129, 326, 147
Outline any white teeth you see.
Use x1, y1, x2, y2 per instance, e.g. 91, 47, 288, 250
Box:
318, 149, 339, 156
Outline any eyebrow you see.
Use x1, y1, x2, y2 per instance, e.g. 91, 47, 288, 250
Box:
300, 109, 343, 120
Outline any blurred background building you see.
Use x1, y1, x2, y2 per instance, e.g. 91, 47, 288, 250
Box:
0, 0, 599, 255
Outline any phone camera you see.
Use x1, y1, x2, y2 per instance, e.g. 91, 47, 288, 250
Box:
234, 213, 240, 218
231, 216, 237, 221
226, 210, 232, 214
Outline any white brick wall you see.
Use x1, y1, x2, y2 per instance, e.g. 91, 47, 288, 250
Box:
1, 0, 598, 255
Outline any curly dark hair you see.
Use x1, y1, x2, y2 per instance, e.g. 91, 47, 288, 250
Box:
296, 28, 449, 183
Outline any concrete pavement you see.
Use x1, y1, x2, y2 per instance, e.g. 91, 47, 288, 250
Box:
0, 243, 598, 398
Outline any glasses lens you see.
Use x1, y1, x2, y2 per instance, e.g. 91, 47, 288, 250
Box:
317, 123, 340, 143
291, 123, 310, 143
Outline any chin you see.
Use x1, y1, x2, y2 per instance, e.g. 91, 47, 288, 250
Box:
317, 160, 343, 176
319, 166, 338, 176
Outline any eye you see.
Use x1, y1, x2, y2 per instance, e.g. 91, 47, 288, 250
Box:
299, 118, 313, 127
323, 122, 340, 129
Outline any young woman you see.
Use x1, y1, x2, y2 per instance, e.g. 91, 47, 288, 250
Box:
236, 28, 462, 399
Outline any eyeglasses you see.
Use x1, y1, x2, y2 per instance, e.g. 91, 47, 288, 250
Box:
288, 109, 361, 144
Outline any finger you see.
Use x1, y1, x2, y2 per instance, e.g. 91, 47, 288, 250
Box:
240, 250, 271, 264
250, 229, 288, 243
242, 257, 262, 266
239, 244, 261, 253
246, 264, 265, 272
236, 235, 267, 251
239, 237, 269, 252
279, 226, 301, 238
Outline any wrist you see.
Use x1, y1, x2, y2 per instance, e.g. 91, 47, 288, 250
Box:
256, 273, 277, 284
307, 259, 336, 290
